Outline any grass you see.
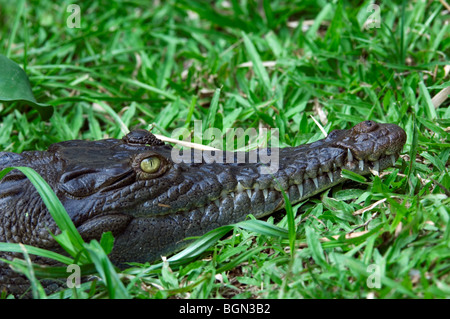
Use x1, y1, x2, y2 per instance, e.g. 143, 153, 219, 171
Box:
0, 0, 449, 299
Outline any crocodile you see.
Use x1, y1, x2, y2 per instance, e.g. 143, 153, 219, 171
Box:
0, 120, 406, 296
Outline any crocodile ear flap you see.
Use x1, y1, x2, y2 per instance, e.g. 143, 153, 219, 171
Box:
77, 214, 132, 243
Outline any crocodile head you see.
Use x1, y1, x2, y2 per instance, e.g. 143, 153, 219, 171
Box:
0, 121, 406, 266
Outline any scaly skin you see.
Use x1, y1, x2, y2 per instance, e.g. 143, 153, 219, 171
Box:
0, 121, 406, 296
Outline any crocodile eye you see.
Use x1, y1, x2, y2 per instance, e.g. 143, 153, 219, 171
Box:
140, 157, 161, 173
132, 152, 170, 179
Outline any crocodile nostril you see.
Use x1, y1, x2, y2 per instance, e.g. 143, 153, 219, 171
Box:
352, 120, 379, 133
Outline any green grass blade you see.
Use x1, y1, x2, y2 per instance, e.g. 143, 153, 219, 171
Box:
117, 76, 181, 103
168, 225, 234, 263
0, 242, 73, 265
216, 247, 266, 273
237, 220, 289, 238
204, 87, 221, 131
282, 191, 297, 255
0, 167, 85, 252
8, 243, 47, 299
341, 168, 367, 183
84, 240, 130, 299
305, 226, 328, 269
241, 32, 272, 100
5, 0, 25, 58
418, 79, 437, 120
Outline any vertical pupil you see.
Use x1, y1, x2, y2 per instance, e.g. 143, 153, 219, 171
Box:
141, 157, 160, 173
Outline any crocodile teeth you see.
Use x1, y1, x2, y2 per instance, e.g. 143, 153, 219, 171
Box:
327, 172, 334, 183
236, 182, 244, 193
313, 177, 319, 189
246, 189, 252, 198
374, 160, 379, 174
297, 184, 304, 198
263, 189, 268, 200
347, 148, 353, 162
359, 160, 364, 171
214, 199, 221, 207
391, 154, 396, 166
370, 161, 380, 176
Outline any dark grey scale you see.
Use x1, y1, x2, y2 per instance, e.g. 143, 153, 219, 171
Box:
281, 166, 299, 186
248, 189, 266, 217
333, 150, 345, 168
273, 170, 290, 192
255, 173, 273, 190
217, 170, 238, 192
200, 203, 220, 229
304, 157, 320, 180
289, 163, 305, 186
199, 178, 223, 202
219, 196, 236, 223
317, 174, 330, 191
302, 179, 315, 197
232, 192, 252, 220
166, 184, 184, 202
263, 190, 282, 214
235, 166, 259, 189
288, 184, 300, 202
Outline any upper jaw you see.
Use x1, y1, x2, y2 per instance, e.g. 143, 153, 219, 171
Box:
69, 121, 407, 220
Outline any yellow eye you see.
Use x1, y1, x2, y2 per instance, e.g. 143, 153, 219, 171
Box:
140, 157, 161, 173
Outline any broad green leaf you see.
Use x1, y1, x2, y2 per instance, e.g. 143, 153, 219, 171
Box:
99, 232, 115, 255
0, 54, 53, 119
84, 240, 130, 299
